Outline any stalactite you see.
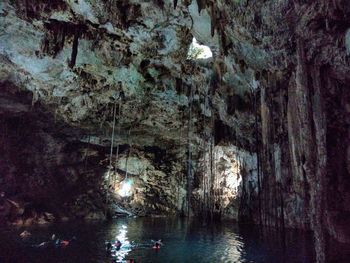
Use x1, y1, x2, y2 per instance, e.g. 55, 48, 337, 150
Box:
209, 110, 213, 219
24, 0, 28, 18
254, 87, 262, 226
220, 26, 227, 55
196, 0, 206, 13
104, 99, 118, 217
210, 2, 217, 37
186, 85, 194, 217
260, 84, 269, 227
69, 27, 81, 68
41, 21, 88, 65
239, 156, 248, 221
109, 100, 117, 170
18, 0, 66, 20
201, 140, 206, 217
212, 59, 224, 90
173, 0, 178, 9
154, 0, 165, 9
125, 144, 131, 180
279, 182, 286, 248
218, 10, 228, 55
177, 80, 184, 146
177, 82, 185, 214
84, 135, 90, 172
311, 65, 327, 263
175, 78, 182, 94
113, 99, 121, 188
53, 25, 66, 58
269, 73, 279, 229
209, 107, 216, 220
198, 90, 212, 219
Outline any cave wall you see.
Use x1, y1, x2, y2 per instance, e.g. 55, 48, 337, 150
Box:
0, 0, 256, 223
0, 83, 109, 223
193, 144, 258, 221
0, 0, 194, 220
0, 81, 189, 222
259, 63, 350, 263
201, 0, 350, 262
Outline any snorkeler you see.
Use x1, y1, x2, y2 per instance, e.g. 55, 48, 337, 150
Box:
33, 234, 76, 248
106, 241, 112, 252
152, 239, 163, 249
32, 234, 56, 248
20, 230, 31, 239
60, 236, 76, 248
115, 239, 122, 250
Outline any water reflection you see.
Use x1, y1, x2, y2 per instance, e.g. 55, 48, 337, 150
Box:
0, 218, 315, 263
111, 224, 132, 262
222, 235, 245, 262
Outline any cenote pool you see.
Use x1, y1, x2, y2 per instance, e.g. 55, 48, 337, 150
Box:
0, 217, 315, 263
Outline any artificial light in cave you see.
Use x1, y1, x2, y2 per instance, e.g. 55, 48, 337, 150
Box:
226, 160, 243, 196
118, 179, 133, 197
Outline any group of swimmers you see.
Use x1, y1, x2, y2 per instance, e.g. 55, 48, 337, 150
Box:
34, 234, 76, 248
106, 238, 163, 262
20, 230, 76, 248
106, 239, 163, 251
20, 230, 163, 262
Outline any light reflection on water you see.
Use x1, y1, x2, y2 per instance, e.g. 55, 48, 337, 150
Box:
0, 217, 315, 263
112, 224, 131, 262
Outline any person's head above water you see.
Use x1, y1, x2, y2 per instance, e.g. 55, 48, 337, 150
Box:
20, 230, 31, 239
51, 234, 56, 240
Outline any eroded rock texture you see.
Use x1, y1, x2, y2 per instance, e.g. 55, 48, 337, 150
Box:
0, 0, 349, 262
205, 1, 350, 262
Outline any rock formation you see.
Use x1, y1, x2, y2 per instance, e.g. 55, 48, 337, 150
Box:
0, 0, 349, 262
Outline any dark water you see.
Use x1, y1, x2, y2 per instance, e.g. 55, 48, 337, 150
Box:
0, 217, 315, 263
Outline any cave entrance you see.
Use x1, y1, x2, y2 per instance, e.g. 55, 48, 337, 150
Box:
187, 37, 213, 59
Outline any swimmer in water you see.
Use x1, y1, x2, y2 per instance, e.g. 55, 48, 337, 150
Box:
115, 239, 122, 250
60, 236, 76, 248
153, 239, 163, 249
106, 241, 112, 252
20, 230, 31, 239
32, 233, 56, 248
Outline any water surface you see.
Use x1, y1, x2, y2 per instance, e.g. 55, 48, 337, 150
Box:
0, 217, 315, 263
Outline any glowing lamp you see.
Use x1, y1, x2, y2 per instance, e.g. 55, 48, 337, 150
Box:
118, 180, 132, 197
